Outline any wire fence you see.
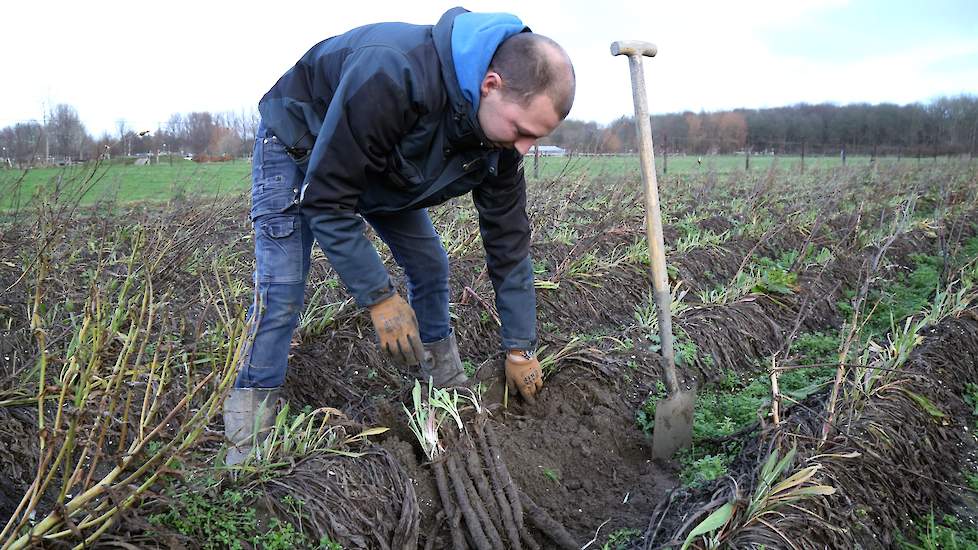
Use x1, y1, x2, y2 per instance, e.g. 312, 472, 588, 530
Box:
527, 138, 977, 179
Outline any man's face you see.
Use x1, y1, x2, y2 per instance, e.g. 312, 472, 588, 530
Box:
477, 73, 562, 155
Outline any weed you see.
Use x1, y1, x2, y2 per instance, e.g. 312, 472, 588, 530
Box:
258, 518, 310, 549
965, 472, 978, 492
536, 337, 583, 376
149, 489, 312, 550
319, 536, 345, 550
636, 381, 667, 434
633, 284, 691, 341
675, 329, 713, 368
812, 246, 834, 266
624, 238, 651, 266
542, 467, 560, 483
736, 213, 775, 239
679, 453, 732, 487
792, 331, 841, 365
567, 251, 602, 283
548, 224, 579, 245
674, 226, 730, 253
864, 253, 942, 338
964, 383, 978, 417
532, 258, 549, 275
244, 403, 372, 471
298, 290, 351, 339
896, 513, 978, 550
602, 528, 641, 550
717, 370, 742, 391
751, 254, 799, 295
698, 253, 800, 304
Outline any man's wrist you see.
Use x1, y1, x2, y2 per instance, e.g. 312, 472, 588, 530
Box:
507, 349, 534, 362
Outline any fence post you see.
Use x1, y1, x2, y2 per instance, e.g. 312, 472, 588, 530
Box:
663, 134, 668, 175
872, 142, 877, 163
533, 144, 540, 179
970, 127, 976, 160
841, 144, 846, 166
800, 141, 805, 174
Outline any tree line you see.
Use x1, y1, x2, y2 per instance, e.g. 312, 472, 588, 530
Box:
2, 95, 977, 167
549, 94, 978, 157
0, 105, 258, 167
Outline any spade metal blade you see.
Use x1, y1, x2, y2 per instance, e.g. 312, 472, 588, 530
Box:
652, 389, 695, 459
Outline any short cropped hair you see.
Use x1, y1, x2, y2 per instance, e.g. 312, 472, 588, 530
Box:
489, 33, 575, 119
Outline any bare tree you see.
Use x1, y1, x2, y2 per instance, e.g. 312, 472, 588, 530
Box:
0, 122, 44, 166
47, 104, 88, 161
185, 112, 216, 155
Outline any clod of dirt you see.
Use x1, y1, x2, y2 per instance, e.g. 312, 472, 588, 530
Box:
0, 406, 39, 524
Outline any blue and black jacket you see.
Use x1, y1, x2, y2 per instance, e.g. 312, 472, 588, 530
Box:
258, 7, 536, 351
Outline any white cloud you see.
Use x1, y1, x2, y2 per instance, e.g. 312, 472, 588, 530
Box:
2, 0, 974, 136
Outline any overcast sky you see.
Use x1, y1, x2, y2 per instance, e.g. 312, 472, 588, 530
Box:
4, 0, 977, 136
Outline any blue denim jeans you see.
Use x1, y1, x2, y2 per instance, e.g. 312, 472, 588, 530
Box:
235, 124, 451, 388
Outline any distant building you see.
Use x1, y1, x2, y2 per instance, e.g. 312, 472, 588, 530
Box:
528, 145, 566, 157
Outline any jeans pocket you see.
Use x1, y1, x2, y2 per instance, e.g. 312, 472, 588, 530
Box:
251, 174, 298, 221
255, 215, 303, 283
251, 136, 302, 221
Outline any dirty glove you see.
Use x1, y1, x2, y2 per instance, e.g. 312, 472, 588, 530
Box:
505, 350, 543, 403
369, 294, 424, 366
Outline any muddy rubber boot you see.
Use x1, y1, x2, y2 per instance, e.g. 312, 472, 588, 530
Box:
422, 330, 469, 387
223, 387, 280, 466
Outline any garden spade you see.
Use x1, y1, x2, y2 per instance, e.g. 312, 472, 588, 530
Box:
611, 40, 695, 459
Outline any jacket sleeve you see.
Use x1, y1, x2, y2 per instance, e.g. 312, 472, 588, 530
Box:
299, 46, 424, 307
472, 151, 537, 351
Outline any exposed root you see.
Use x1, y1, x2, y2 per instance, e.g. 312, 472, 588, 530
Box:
453, 452, 505, 549
428, 414, 574, 549
446, 453, 493, 550
484, 422, 524, 530
518, 490, 580, 550
475, 418, 523, 550
433, 458, 467, 550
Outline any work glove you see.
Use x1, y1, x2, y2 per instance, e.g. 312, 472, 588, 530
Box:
505, 350, 543, 404
369, 294, 424, 366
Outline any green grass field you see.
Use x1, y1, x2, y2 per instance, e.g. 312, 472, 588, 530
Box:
0, 159, 252, 209
1, 153, 961, 209
530, 152, 948, 180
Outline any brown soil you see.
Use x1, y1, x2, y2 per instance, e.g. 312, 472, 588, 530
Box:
265, 217, 935, 547
643, 313, 978, 549
0, 407, 38, 523
3, 165, 977, 548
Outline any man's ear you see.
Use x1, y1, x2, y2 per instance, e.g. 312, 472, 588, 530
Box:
480, 71, 502, 98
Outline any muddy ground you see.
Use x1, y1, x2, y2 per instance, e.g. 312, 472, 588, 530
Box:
2, 164, 978, 548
